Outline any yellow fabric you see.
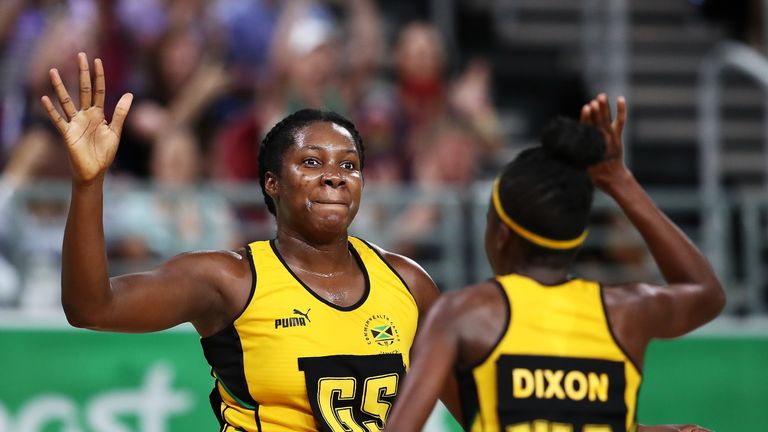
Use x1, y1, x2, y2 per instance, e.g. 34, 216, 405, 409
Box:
213, 237, 418, 431
467, 274, 641, 432
492, 178, 588, 250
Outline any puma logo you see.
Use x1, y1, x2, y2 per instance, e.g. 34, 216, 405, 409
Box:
275, 308, 312, 329
293, 308, 311, 322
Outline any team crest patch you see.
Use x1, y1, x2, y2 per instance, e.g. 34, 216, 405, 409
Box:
363, 314, 400, 346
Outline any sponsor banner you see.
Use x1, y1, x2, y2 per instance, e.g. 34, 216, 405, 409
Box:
638, 337, 768, 432
1, 330, 765, 432
0, 329, 217, 432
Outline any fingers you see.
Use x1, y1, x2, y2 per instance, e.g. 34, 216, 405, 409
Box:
78, 52, 92, 109
615, 95, 627, 135
93, 58, 105, 109
580, 104, 592, 125
109, 93, 134, 137
40, 95, 68, 134
597, 93, 612, 125
49, 68, 77, 121
589, 100, 601, 126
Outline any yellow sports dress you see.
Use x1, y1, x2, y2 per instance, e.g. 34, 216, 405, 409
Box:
459, 274, 642, 432
201, 237, 418, 431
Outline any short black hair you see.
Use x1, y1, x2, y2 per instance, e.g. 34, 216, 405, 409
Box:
258, 109, 365, 215
496, 117, 605, 259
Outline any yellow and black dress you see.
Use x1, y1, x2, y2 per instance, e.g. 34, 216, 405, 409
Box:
201, 237, 418, 431
459, 274, 642, 432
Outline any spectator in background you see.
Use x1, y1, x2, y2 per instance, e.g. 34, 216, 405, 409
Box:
0, 0, 48, 158
0, 126, 69, 310
2, 2, 97, 162
211, 0, 282, 86
394, 22, 447, 130
373, 21, 500, 259
393, 21, 501, 179
2, 0, 513, 307
0, 2, 97, 309
121, 24, 230, 177
0, 129, 50, 305
210, 0, 384, 183
109, 127, 240, 267
449, 58, 502, 172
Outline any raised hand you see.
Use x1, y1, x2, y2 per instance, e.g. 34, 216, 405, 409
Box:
580, 93, 628, 190
40, 52, 133, 185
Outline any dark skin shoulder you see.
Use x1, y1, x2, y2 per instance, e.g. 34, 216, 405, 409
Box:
448, 281, 508, 371
108, 248, 253, 336
368, 244, 441, 316
66, 246, 253, 337
603, 279, 724, 369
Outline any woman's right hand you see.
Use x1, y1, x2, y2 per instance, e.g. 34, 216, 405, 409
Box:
580, 93, 629, 191
40, 52, 133, 185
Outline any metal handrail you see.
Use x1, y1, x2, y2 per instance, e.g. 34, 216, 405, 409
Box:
698, 40, 768, 313
581, 0, 630, 162
2, 181, 762, 316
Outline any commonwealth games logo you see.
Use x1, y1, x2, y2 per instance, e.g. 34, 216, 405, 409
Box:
363, 314, 400, 346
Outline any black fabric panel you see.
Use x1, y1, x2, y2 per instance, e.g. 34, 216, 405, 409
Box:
201, 324, 258, 408
209, 385, 224, 427
457, 368, 480, 431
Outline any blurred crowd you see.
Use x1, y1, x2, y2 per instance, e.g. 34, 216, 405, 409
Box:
0, 0, 507, 308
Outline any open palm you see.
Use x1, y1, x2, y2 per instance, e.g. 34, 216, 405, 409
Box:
41, 52, 133, 184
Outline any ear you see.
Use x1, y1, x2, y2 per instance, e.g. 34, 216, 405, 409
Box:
264, 171, 279, 201
496, 221, 511, 251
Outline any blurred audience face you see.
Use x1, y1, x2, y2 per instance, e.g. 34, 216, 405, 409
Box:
413, 124, 478, 185
395, 22, 444, 83
290, 44, 336, 89
150, 128, 201, 186
157, 29, 204, 95
284, 13, 338, 96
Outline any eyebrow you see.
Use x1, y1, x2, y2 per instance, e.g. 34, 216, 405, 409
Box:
304, 145, 358, 155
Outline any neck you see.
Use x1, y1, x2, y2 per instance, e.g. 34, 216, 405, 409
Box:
274, 228, 352, 275
497, 262, 572, 286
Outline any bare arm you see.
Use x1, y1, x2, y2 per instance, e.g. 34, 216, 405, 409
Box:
42, 53, 245, 335
377, 248, 462, 424
582, 95, 725, 339
383, 291, 462, 432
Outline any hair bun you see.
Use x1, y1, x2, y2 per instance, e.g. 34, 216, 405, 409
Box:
540, 117, 605, 169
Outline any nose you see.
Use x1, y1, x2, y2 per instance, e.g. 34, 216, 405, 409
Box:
322, 168, 346, 188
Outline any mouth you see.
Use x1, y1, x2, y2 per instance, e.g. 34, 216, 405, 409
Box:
311, 200, 349, 207
312, 196, 349, 205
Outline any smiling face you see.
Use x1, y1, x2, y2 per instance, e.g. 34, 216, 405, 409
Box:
265, 121, 363, 242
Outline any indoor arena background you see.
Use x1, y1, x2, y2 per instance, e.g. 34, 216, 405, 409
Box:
0, 1, 766, 431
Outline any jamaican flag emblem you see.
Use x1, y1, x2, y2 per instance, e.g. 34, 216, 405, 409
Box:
364, 315, 400, 347
371, 324, 394, 345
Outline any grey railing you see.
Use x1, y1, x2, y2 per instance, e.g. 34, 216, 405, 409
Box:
698, 40, 768, 313
1, 181, 761, 316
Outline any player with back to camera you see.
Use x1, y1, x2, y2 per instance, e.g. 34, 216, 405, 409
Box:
41, 52, 459, 431
384, 95, 724, 432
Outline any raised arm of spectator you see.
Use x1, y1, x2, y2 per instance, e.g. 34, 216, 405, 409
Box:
342, 0, 383, 100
